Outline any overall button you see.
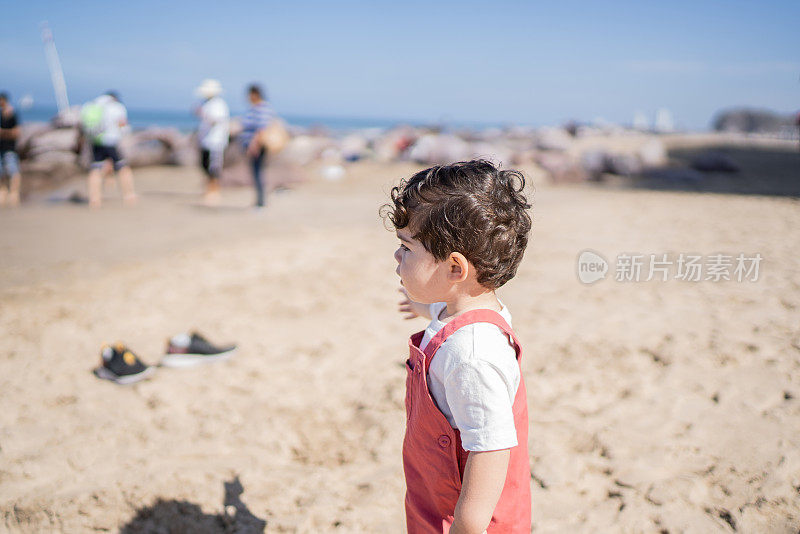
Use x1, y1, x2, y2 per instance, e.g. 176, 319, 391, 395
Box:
438, 435, 451, 448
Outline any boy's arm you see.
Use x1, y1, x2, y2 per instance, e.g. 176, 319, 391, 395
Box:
397, 288, 431, 320
449, 449, 511, 534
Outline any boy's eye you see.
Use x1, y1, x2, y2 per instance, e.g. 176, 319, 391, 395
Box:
399, 243, 410, 251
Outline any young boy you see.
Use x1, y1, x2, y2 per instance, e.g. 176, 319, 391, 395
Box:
385, 160, 533, 533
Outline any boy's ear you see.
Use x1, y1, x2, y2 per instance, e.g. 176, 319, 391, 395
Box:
448, 252, 470, 283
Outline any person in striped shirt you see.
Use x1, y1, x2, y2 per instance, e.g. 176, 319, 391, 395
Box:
240, 84, 274, 208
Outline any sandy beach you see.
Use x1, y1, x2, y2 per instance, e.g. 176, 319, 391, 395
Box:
1, 151, 799, 532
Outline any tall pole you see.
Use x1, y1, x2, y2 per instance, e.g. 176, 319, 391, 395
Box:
40, 22, 70, 112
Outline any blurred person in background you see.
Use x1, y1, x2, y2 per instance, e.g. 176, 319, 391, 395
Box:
240, 84, 274, 209
796, 111, 800, 151
82, 91, 137, 208
194, 79, 229, 206
0, 92, 22, 207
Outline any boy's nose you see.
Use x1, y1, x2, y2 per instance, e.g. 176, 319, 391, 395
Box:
394, 248, 402, 263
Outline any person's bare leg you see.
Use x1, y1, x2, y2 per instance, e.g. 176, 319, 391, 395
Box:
203, 177, 221, 206
7, 173, 21, 207
0, 181, 7, 207
88, 167, 103, 208
118, 166, 137, 206
102, 160, 115, 194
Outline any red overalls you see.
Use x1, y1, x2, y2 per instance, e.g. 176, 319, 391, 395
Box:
403, 309, 531, 533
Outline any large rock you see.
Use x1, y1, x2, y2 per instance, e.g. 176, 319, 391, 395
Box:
504, 125, 536, 139
26, 128, 81, 157
339, 134, 370, 162
172, 133, 199, 166
644, 167, 704, 182
607, 153, 643, 176
153, 130, 195, 166
17, 122, 53, 158
580, 150, 608, 179
537, 152, 588, 183
116, 131, 177, 168
638, 139, 668, 167
29, 150, 78, 165
407, 133, 471, 165
172, 145, 199, 166
51, 106, 82, 128
128, 140, 172, 167
373, 127, 415, 162
131, 128, 188, 151
581, 149, 645, 178
219, 162, 251, 187
21, 157, 81, 183
221, 141, 247, 169
511, 148, 539, 165
468, 142, 514, 165
24, 127, 197, 171
279, 135, 332, 166
535, 127, 573, 151
690, 151, 740, 173
712, 108, 792, 134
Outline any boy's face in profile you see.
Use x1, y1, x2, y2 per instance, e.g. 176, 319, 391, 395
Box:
394, 227, 451, 304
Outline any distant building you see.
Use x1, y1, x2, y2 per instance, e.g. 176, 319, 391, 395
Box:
654, 108, 674, 133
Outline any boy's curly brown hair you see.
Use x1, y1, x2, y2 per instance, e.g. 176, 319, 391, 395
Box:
382, 159, 532, 289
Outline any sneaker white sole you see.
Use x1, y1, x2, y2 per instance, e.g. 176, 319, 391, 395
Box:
94, 365, 156, 385
160, 349, 236, 368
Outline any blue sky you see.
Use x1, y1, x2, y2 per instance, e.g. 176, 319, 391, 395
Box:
2, 1, 798, 129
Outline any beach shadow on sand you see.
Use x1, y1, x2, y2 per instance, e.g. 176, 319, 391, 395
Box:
119, 476, 266, 533
627, 145, 800, 197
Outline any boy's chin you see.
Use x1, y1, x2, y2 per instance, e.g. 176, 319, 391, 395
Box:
402, 284, 440, 305
408, 293, 436, 305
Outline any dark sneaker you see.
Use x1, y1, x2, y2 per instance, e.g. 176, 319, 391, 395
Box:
93, 342, 155, 385
160, 332, 236, 368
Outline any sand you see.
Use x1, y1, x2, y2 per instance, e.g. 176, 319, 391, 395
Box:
1, 154, 799, 533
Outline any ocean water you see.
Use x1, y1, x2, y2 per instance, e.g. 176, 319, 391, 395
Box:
18, 106, 499, 133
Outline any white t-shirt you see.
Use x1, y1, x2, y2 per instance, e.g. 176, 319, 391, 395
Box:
99, 98, 127, 147
198, 96, 230, 150
421, 302, 520, 452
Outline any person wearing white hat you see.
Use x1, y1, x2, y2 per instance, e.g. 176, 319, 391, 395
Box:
194, 79, 229, 206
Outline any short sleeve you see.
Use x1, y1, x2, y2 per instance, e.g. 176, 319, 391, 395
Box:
443, 359, 518, 451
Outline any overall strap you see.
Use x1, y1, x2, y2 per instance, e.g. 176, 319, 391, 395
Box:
423, 309, 519, 370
